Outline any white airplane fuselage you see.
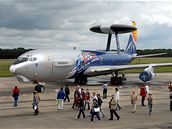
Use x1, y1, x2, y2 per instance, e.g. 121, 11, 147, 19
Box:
10, 50, 80, 82
10, 49, 133, 83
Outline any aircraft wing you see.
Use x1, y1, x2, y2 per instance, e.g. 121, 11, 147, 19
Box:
84, 63, 172, 76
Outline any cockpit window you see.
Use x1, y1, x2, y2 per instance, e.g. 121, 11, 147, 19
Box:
13, 57, 28, 64
33, 57, 37, 61
28, 57, 37, 62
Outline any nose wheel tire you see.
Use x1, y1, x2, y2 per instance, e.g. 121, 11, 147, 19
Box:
34, 84, 45, 93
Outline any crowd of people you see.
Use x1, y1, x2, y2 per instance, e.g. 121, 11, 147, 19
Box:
11, 81, 172, 118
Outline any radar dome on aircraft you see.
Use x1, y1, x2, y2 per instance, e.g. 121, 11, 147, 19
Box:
90, 24, 137, 34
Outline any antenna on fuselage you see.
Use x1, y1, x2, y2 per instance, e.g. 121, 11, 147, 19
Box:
90, 24, 137, 53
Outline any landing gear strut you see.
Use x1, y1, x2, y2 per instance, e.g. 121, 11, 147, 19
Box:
110, 72, 126, 85
74, 76, 88, 85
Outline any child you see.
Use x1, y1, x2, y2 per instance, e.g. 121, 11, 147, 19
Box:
147, 94, 153, 115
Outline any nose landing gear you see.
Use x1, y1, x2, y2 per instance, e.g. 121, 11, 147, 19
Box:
34, 84, 45, 93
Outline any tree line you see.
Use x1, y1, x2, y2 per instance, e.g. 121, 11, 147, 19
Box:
0, 48, 172, 59
0, 48, 33, 59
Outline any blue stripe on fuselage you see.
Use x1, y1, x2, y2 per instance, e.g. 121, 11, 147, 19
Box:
90, 52, 132, 66
71, 50, 133, 77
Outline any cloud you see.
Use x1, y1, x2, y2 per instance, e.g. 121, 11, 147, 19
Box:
0, 1, 172, 50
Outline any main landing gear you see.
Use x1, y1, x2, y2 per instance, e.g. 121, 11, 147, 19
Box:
74, 76, 88, 85
110, 72, 126, 85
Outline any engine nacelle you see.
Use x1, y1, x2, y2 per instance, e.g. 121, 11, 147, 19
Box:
139, 66, 155, 82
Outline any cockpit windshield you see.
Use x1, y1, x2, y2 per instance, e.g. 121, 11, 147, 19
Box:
13, 56, 38, 64
13, 57, 28, 64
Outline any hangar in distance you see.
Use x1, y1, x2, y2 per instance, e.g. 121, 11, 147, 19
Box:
9, 21, 172, 90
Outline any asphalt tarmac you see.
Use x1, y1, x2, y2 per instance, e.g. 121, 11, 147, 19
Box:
0, 73, 172, 129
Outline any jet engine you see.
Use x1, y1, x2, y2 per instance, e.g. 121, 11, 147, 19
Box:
139, 65, 156, 82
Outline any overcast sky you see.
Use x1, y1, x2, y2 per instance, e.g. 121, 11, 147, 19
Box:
0, 0, 172, 50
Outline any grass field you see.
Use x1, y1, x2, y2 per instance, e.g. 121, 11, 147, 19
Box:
0, 58, 172, 77
0, 59, 14, 77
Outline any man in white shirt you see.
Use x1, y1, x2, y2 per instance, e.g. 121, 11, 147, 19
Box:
115, 88, 121, 110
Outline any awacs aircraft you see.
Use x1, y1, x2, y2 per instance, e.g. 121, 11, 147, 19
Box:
9, 21, 172, 91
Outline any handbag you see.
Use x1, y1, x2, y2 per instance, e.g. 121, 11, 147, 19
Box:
94, 107, 100, 112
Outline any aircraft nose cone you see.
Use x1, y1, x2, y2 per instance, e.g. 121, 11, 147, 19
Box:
9, 65, 16, 73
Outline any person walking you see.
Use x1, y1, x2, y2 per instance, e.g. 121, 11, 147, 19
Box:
12, 86, 20, 107
109, 94, 120, 120
90, 99, 101, 122
115, 88, 121, 110
102, 82, 108, 99
32, 91, 40, 115
64, 84, 70, 102
84, 89, 90, 110
57, 87, 65, 110
169, 89, 172, 111
72, 86, 80, 108
75, 95, 85, 119
97, 94, 105, 118
147, 94, 153, 115
131, 90, 137, 113
140, 84, 147, 106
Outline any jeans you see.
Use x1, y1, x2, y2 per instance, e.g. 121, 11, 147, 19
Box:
90, 112, 100, 121
141, 96, 145, 106
110, 109, 120, 120
64, 94, 70, 102
13, 96, 19, 107
132, 103, 137, 112
84, 101, 90, 110
57, 99, 64, 109
148, 104, 153, 114
116, 100, 121, 110
77, 107, 85, 119
103, 89, 107, 99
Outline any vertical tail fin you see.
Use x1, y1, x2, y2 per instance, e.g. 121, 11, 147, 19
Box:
124, 21, 137, 56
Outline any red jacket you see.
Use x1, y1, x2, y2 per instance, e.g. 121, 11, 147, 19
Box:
13, 87, 20, 96
140, 86, 146, 97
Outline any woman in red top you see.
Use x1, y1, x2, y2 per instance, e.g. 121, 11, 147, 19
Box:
140, 84, 147, 106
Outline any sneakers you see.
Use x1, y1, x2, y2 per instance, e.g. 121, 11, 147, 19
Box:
75, 116, 78, 119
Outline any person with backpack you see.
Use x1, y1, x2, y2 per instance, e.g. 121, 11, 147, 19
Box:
12, 86, 20, 107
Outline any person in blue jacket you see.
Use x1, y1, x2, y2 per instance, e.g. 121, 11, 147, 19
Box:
57, 87, 65, 110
